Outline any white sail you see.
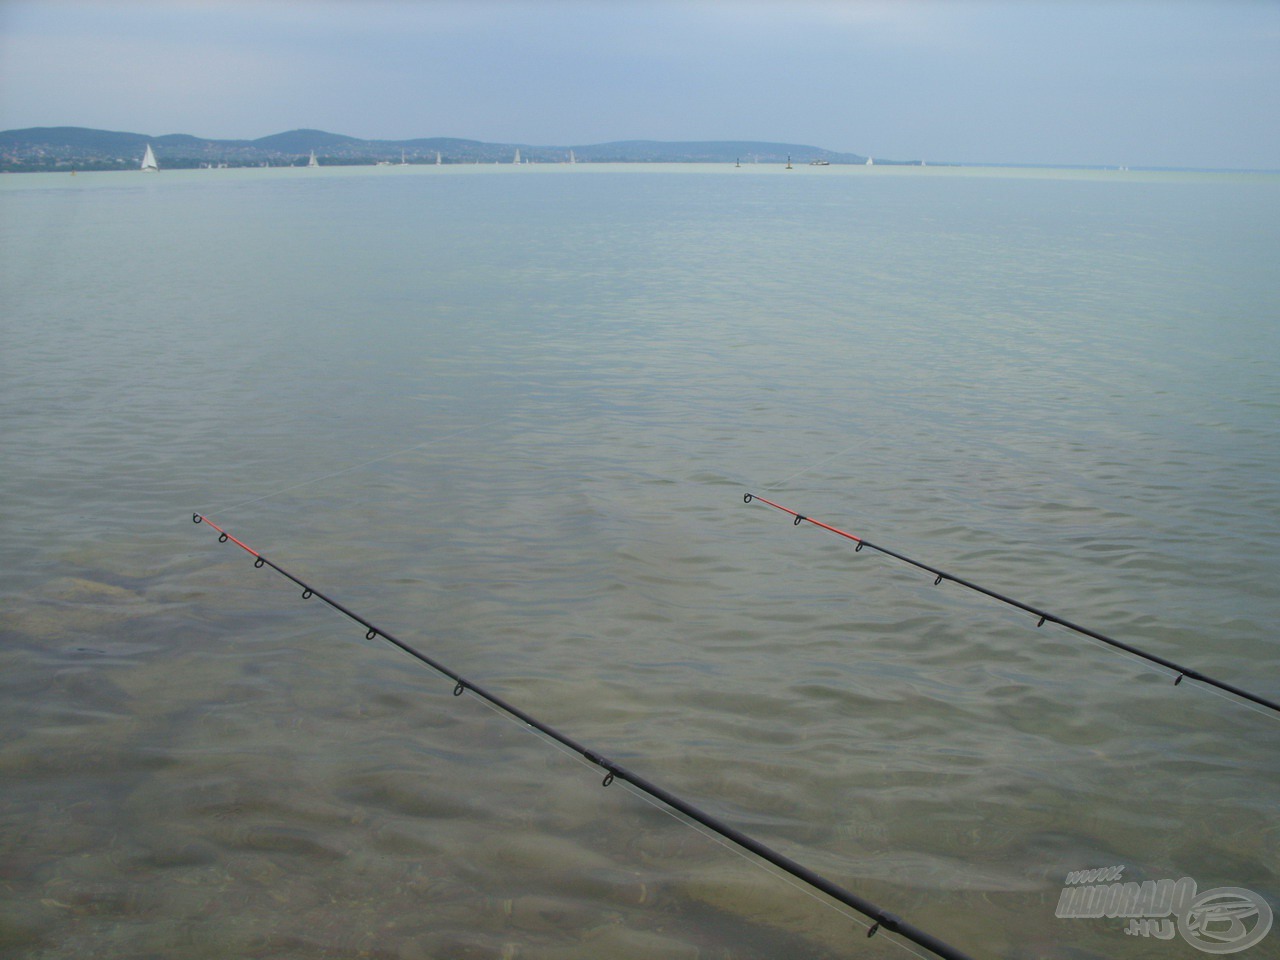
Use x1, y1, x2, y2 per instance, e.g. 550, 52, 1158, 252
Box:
308, 150, 319, 168
513, 148, 521, 164
569, 150, 576, 164
140, 144, 158, 171
436, 152, 442, 165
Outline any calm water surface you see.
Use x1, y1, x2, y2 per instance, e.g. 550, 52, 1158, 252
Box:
2, 163, 1278, 959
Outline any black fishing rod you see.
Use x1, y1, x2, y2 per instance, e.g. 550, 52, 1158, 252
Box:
192, 513, 975, 960
744, 493, 1280, 717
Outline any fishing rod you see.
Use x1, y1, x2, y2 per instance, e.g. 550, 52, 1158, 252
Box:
743, 493, 1280, 717
192, 512, 974, 960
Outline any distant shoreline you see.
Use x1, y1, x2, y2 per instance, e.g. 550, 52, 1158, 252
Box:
5, 163, 1275, 181
1, 127, 1273, 175
0, 126, 876, 172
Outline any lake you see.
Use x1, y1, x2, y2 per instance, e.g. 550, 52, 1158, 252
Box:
2, 162, 1278, 959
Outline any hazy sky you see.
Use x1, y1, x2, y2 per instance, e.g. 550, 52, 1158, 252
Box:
2, 0, 1277, 169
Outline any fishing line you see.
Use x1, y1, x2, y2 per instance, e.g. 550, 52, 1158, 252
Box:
202, 419, 502, 516
192, 512, 975, 960
763, 439, 871, 491
743, 493, 1280, 718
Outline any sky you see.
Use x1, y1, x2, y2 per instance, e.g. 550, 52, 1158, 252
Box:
1, 0, 1277, 169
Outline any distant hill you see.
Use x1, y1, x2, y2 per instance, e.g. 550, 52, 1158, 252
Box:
0, 126, 878, 171
248, 129, 363, 153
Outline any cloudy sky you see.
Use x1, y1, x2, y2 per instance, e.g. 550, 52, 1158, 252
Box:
2, 0, 1277, 169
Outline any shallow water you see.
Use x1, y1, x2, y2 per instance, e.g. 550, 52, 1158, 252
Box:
2, 163, 1278, 959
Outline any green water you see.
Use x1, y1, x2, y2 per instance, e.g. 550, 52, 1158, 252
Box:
2, 163, 1278, 958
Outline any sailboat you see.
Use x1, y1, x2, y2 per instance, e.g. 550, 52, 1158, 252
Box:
308, 150, 319, 168
569, 150, 576, 164
436, 151, 442, 165
140, 144, 159, 171
513, 148, 521, 164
